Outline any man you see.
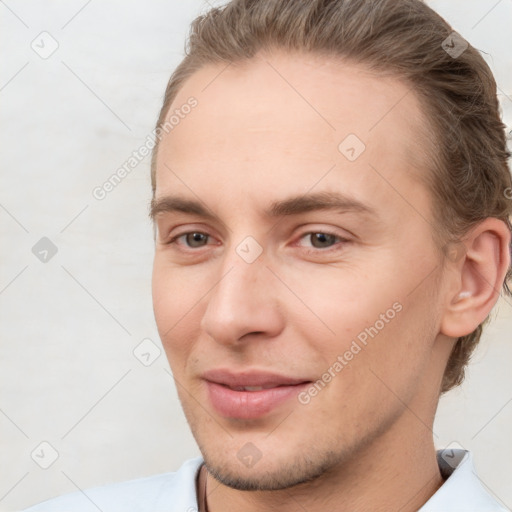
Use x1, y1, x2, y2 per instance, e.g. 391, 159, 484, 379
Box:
25, 0, 511, 510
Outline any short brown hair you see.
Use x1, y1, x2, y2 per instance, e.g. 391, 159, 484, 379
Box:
150, 0, 512, 393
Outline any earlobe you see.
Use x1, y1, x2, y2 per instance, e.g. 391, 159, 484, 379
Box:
440, 218, 511, 338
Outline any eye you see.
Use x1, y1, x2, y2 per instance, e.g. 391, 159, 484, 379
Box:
165, 229, 347, 253
172, 232, 210, 248
297, 231, 346, 250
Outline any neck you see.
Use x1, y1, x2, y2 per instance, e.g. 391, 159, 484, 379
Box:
205, 414, 444, 512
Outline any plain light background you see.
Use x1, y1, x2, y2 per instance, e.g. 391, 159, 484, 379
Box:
1, 1, 511, 510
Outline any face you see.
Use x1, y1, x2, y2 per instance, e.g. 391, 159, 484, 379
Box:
151, 51, 450, 490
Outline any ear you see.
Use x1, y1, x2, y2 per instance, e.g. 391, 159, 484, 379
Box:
440, 218, 511, 338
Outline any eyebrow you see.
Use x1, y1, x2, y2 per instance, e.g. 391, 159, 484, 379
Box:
149, 191, 377, 222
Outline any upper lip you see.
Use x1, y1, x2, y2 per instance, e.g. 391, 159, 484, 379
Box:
202, 369, 311, 388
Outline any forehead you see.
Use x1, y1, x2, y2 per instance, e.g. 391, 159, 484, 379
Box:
155, 51, 431, 216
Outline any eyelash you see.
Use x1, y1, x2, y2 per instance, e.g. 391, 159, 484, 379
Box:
166, 230, 348, 253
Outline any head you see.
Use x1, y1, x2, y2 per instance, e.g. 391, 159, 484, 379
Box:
149, 0, 511, 492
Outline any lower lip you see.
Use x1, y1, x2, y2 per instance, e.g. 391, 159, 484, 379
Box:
206, 381, 310, 419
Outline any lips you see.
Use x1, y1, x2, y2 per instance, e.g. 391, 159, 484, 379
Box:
202, 369, 311, 419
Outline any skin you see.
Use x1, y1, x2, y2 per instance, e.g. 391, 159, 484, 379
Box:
151, 51, 510, 512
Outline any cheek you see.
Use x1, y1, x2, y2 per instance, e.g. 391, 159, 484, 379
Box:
151, 261, 204, 361
279, 262, 399, 347
337, 287, 440, 413
296, 300, 437, 437
283, 259, 437, 391
152, 257, 205, 320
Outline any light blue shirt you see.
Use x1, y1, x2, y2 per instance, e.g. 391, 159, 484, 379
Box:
23, 450, 509, 511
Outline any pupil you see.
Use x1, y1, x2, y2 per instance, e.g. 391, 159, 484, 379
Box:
187, 233, 207, 247
312, 233, 334, 248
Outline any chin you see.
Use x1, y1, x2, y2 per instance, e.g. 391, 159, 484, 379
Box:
201, 447, 342, 491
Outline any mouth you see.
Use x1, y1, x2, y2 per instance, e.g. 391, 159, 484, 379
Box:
202, 369, 312, 419
221, 381, 306, 391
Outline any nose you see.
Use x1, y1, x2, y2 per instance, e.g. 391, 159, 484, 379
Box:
200, 250, 284, 346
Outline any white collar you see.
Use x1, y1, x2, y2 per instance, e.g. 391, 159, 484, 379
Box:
419, 449, 508, 511
155, 450, 507, 511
